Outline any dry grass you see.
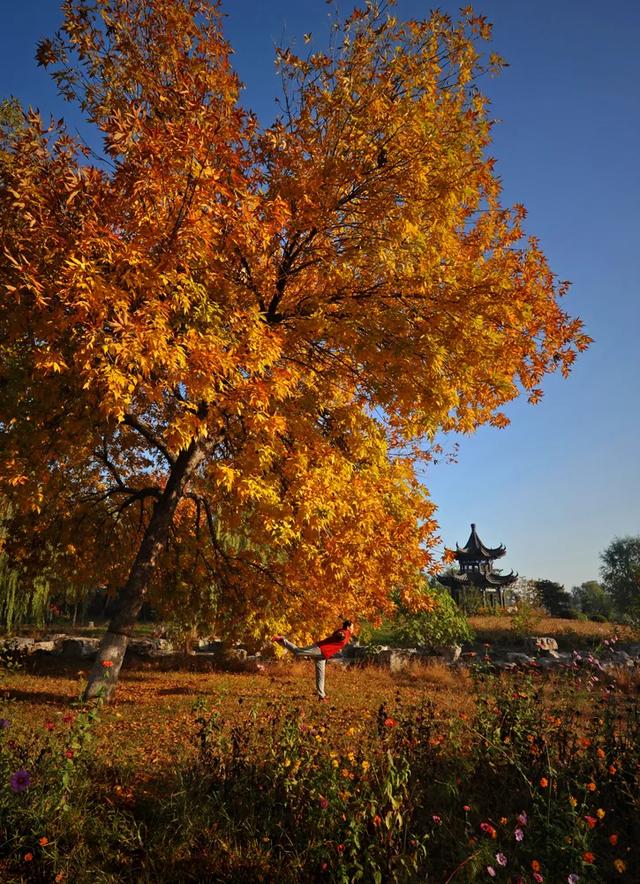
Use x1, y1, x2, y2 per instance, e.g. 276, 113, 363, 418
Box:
0, 662, 476, 777
0, 613, 631, 784
3, 632, 635, 783
470, 613, 634, 646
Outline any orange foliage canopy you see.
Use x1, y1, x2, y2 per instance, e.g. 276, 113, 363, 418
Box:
0, 1, 588, 642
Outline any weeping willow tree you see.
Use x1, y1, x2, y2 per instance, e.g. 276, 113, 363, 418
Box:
0, 500, 50, 632
0, 555, 50, 633
0, 556, 19, 633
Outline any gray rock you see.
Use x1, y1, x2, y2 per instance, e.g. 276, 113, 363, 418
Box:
31, 640, 61, 654
524, 637, 559, 654
225, 647, 247, 662
194, 639, 224, 654
190, 647, 248, 671
539, 648, 561, 659
127, 639, 155, 656
125, 638, 175, 658
505, 652, 535, 665
2, 637, 35, 653
346, 645, 374, 662
610, 650, 634, 666
429, 644, 462, 663
244, 655, 265, 673
60, 638, 100, 659
375, 649, 417, 672
535, 657, 561, 669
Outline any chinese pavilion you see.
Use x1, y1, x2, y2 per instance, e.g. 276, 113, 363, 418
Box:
437, 523, 517, 610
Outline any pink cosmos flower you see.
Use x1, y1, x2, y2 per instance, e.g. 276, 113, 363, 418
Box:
568, 875, 580, 884
514, 827, 524, 841
496, 852, 507, 867
517, 811, 528, 826
486, 867, 496, 878
533, 874, 544, 883
10, 769, 31, 792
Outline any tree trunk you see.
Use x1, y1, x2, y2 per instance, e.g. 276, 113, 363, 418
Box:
83, 441, 204, 700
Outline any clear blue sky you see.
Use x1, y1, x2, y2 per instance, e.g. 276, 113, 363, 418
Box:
2, 1, 639, 589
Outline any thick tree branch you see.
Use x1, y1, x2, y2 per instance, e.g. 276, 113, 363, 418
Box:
122, 413, 175, 466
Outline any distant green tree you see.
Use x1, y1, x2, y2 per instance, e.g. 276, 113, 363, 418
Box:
571, 580, 613, 619
600, 536, 640, 617
534, 579, 574, 618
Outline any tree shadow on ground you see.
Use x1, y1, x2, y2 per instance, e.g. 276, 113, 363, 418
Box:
156, 686, 201, 696
2, 687, 77, 706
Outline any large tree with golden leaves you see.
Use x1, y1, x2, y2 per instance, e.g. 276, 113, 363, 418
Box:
0, 0, 589, 697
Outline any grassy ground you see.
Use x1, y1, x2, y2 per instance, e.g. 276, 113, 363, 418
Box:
2, 661, 472, 772
1, 657, 638, 881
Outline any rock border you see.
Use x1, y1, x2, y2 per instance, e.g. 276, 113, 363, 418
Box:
1, 634, 638, 675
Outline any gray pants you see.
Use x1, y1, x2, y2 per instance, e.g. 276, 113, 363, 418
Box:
281, 639, 326, 699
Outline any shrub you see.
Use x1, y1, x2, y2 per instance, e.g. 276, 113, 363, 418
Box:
394, 583, 474, 649
509, 601, 545, 637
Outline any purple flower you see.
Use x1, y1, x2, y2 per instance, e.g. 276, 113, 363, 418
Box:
568, 875, 580, 884
517, 810, 528, 826
496, 852, 507, 867
514, 827, 524, 842
0, 718, 9, 730
486, 867, 496, 878
9, 768, 31, 792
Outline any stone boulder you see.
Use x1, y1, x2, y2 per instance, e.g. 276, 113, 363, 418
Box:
183, 647, 249, 672
493, 661, 518, 671
505, 652, 536, 665
244, 655, 265, 673
124, 638, 173, 658
60, 638, 100, 660
1, 637, 35, 654
342, 644, 370, 663
195, 639, 224, 653
374, 649, 418, 673
217, 647, 247, 669
602, 650, 636, 669
31, 640, 62, 655
524, 637, 559, 655
428, 644, 462, 664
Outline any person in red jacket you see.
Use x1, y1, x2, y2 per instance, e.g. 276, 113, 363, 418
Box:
272, 620, 353, 701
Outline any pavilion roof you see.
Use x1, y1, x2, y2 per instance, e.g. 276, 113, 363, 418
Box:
438, 569, 518, 589
455, 523, 507, 561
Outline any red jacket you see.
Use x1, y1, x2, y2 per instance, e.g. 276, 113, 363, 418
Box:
317, 628, 351, 660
